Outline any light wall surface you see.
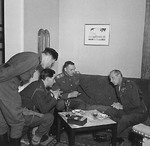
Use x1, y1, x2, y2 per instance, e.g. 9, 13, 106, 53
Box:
24, 0, 59, 71
5, 0, 59, 71
5, 0, 24, 61
4, 0, 146, 78
58, 0, 146, 78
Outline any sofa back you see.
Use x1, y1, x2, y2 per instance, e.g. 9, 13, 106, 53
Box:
79, 74, 150, 109
128, 77, 150, 109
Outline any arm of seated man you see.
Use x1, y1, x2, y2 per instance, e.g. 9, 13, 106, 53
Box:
22, 107, 44, 117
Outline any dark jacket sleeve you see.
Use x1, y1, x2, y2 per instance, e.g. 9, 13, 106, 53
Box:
122, 82, 141, 112
0, 52, 39, 83
33, 90, 57, 114
53, 79, 69, 100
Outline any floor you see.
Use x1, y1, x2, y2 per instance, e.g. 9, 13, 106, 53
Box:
20, 130, 137, 146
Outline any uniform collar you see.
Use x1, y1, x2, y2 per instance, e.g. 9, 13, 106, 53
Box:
64, 72, 73, 78
117, 78, 127, 92
38, 79, 46, 90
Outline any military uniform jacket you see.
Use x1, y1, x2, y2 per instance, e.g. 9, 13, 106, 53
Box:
0, 52, 40, 103
116, 78, 146, 113
53, 71, 82, 100
20, 79, 57, 114
0, 52, 40, 83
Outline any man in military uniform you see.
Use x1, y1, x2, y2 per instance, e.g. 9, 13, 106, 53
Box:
53, 61, 87, 111
105, 69, 148, 146
0, 48, 58, 146
20, 68, 61, 145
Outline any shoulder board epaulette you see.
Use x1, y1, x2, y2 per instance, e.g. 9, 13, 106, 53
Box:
126, 79, 134, 88
126, 79, 131, 83
56, 73, 64, 79
75, 71, 80, 74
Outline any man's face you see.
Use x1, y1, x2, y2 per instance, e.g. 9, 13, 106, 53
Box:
42, 54, 55, 69
109, 73, 121, 86
46, 75, 56, 87
65, 64, 76, 76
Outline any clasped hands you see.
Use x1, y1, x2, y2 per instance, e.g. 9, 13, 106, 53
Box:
51, 89, 63, 100
68, 91, 81, 99
111, 102, 123, 110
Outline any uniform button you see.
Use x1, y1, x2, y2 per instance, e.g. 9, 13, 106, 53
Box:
70, 84, 72, 86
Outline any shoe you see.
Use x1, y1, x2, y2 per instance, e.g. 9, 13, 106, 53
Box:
40, 135, 54, 146
0, 133, 9, 146
116, 137, 124, 144
10, 137, 21, 146
31, 134, 41, 145
21, 138, 30, 145
119, 138, 132, 146
93, 131, 112, 142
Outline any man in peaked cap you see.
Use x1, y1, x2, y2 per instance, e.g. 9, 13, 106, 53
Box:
0, 48, 58, 146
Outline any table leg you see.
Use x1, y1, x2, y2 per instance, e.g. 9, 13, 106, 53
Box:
68, 129, 75, 146
56, 115, 61, 142
111, 124, 117, 146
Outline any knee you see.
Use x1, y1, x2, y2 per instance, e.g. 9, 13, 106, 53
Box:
43, 113, 54, 124
119, 116, 131, 126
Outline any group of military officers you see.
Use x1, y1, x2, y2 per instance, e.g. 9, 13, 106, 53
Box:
0, 48, 148, 146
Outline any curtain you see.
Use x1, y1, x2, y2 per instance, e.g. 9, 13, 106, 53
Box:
141, 0, 150, 79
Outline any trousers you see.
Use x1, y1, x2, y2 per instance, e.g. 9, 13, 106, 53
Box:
0, 99, 24, 138
23, 113, 54, 137
105, 107, 148, 138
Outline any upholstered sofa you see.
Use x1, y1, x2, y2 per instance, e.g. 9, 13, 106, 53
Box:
78, 74, 150, 112
78, 74, 150, 144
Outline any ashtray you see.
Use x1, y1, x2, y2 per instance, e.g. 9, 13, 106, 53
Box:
67, 115, 87, 126
72, 109, 81, 114
72, 109, 85, 115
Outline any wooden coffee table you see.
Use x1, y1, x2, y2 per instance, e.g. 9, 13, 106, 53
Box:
56, 110, 117, 146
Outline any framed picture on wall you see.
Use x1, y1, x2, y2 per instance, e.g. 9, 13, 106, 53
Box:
84, 24, 110, 46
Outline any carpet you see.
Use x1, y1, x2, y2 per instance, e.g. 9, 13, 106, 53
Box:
21, 131, 111, 146
46, 131, 111, 146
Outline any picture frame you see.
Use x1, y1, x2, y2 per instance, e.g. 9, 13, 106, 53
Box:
84, 24, 110, 46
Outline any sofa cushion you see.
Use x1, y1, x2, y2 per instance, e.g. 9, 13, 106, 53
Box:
79, 75, 117, 105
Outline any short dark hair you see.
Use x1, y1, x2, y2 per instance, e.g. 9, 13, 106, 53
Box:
39, 68, 55, 80
42, 48, 58, 61
62, 61, 74, 72
109, 69, 123, 77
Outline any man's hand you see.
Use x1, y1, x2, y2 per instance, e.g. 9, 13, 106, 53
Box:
111, 102, 123, 110
51, 89, 63, 100
68, 91, 81, 98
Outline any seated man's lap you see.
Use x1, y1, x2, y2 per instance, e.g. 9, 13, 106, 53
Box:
119, 112, 148, 126
24, 113, 54, 127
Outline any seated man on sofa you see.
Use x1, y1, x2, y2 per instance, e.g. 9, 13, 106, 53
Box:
53, 61, 87, 111
20, 68, 61, 145
105, 69, 148, 145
